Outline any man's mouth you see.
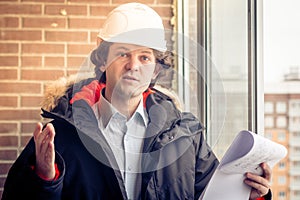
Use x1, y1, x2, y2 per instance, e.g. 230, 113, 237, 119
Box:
123, 75, 138, 82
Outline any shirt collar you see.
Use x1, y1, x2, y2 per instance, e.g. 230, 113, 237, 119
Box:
95, 89, 148, 129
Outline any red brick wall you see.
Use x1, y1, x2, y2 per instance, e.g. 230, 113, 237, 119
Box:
0, 0, 173, 196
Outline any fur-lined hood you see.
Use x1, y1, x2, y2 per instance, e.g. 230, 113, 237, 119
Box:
41, 74, 182, 113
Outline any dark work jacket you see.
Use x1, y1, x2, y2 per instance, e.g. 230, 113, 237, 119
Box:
1, 78, 266, 200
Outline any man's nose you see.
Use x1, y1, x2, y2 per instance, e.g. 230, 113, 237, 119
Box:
126, 55, 140, 70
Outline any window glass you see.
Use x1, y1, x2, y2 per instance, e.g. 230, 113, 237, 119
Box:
264, 1, 300, 199
206, 0, 248, 158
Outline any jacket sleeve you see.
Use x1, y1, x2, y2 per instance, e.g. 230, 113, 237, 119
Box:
257, 189, 272, 200
1, 138, 65, 200
193, 130, 219, 199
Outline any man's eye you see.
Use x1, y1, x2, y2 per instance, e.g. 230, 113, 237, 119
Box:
141, 56, 150, 61
118, 52, 128, 57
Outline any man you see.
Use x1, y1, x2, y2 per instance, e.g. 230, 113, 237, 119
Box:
2, 3, 271, 200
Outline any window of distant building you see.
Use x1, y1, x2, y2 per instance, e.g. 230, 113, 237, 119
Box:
265, 116, 274, 128
294, 147, 300, 154
290, 100, 300, 115
278, 191, 286, 199
278, 161, 285, 170
276, 101, 287, 114
265, 101, 274, 114
264, 131, 273, 140
278, 176, 286, 185
276, 116, 287, 128
293, 132, 300, 138
277, 131, 286, 141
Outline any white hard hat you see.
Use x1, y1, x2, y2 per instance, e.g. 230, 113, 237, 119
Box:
97, 3, 167, 52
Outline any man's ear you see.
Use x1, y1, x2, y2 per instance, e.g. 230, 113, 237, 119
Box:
152, 64, 162, 79
96, 37, 103, 46
99, 65, 106, 72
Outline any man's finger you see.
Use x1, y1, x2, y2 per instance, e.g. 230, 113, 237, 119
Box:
261, 163, 272, 181
33, 122, 43, 141
39, 124, 55, 156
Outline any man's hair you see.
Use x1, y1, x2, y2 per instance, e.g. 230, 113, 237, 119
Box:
90, 41, 173, 87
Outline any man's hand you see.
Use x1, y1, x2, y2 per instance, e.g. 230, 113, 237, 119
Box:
245, 163, 272, 200
33, 123, 56, 180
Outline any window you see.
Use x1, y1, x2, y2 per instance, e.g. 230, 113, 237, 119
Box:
265, 101, 274, 114
276, 102, 287, 114
265, 116, 274, 128
277, 132, 286, 141
263, 3, 300, 199
176, 0, 262, 156
276, 116, 287, 128
278, 161, 286, 170
279, 191, 286, 199
278, 176, 287, 185
264, 131, 273, 140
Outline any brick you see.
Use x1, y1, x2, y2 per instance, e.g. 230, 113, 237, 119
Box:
68, 44, 95, 55
67, 56, 87, 68
0, 30, 42, 41
157, 0, 172, 4
21, 96, 43, 107
21, 122, 38, 133
90, 5, 115, 16
21, 69, 64, 81
44, 56, 65, 67
0, 150, 18, 161
0, 163, 12, 175
0, 109, 41, 120
0, 96, 18, 107
21, 56, 42, 67
22, 0, 63, 2
0, 123, 18, 134
0, 4, 41, 15
0, 43, 18, 53
0, 82, 41, 94
0, 177, 8, 188
0, 136, 18, 147
0, 69, 18, 79
22, 43, 64, 54
0, 17, 19, 28
0, 56, 18, 67
163, 19, 172, 30
90, 31, 99, 42
45, 5, 87, 16
153, 6, 173, 17
66, 69, 79, 76
45, 31, 88, 42
21, 135, 32, 147
68, 18, 102, 29
22, 17, 66, 29
112, 0, 154, 4
67, 0, 109, 3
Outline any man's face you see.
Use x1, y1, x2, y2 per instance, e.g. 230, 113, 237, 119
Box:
103, 43, 158, 100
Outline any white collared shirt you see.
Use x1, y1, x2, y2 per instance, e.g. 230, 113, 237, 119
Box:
92, 90, 148, 200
